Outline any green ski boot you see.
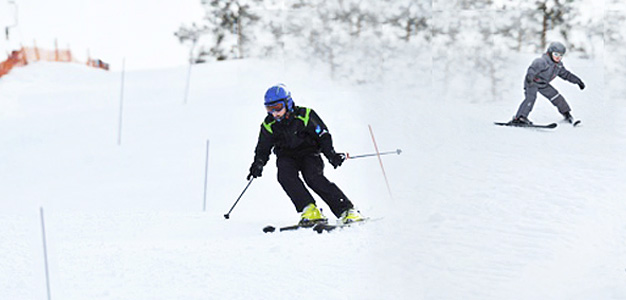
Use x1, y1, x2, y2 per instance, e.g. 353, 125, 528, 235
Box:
340, 208, 365, 224
299, 203, 327, 225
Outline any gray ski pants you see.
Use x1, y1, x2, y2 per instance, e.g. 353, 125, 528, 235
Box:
515, 84, 571, 118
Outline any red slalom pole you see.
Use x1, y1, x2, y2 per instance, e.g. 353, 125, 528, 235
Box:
368, 124, 393, 199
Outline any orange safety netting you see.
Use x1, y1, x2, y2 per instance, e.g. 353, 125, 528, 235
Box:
0, 49, 27, 77
22, 46, 77, 63
0, 44, 109, 78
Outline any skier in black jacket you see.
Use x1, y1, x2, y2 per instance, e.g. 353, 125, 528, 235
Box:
247, 84, 364, 225
512, 41, 585, 125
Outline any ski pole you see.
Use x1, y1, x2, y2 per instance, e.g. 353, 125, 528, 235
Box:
223, 177, 254, 219
346, 149, 402, 160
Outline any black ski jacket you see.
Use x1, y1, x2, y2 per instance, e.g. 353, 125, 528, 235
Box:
252, 106, 336, 167
525, 53, 582, 88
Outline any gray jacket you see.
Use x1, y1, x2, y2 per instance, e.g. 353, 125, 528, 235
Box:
525, 53, 582, 88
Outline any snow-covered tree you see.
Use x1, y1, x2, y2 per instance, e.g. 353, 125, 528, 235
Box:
175, 0, 605, 92
431, 7, 508, 103
174, 23, 207, 63
494, 0, 587, 53
385, 0, 430, 42
175, 0, 262, 62
433, 0, 493, 10
270, 0, 432, 83
604, 8, 626, 99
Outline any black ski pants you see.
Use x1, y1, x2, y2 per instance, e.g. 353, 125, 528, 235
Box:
276, 153, 353, 218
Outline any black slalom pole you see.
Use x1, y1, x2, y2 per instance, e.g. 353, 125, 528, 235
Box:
346, 148, 402, 160
224, 178, 254, 219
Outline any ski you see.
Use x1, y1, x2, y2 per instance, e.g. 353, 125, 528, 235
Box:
263, 218, 379, 233
312, 217, 377, 234
494, 121, 557, 129
562, 119, 582, 127
262, 220, 327, 233
312, 222, 349, 233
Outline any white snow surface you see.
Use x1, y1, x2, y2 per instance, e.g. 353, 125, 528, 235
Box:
1, 59, 626, 300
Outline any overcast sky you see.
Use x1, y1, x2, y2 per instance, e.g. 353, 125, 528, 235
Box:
1, 0, 204, 71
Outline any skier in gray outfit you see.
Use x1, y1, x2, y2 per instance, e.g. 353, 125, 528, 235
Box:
512, 42, 585, 125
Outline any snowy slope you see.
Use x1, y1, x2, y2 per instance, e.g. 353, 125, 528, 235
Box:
1, 59, 626, 300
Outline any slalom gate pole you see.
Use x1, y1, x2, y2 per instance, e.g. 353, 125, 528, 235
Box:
183, 61, 192, 104
368, 124, 393, 199
117, 58, 125, 146
346, 149, 402, 160
223, 178, 254, 219
40, 207, 52, 300
202, 139, 210, 212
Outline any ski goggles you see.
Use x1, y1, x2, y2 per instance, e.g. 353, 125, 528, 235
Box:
552, 52, 563, 57
265, 101, 285, 113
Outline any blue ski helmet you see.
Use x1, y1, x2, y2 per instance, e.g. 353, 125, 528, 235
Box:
547, 42, 566, 55
264, 84, 294, 112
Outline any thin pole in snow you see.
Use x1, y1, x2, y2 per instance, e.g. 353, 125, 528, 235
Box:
202, 139, 210, 212
40, 207, 52, 300
368, 124, 393, 199
183, 62, 193, 104
117, 58, 126, 146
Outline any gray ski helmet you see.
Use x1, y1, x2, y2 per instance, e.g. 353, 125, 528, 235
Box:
547, 42, 566, 55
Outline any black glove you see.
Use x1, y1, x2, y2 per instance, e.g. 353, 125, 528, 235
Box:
578, 80, 585, 90
328, 152, 346, 169
247, 162, 263, 180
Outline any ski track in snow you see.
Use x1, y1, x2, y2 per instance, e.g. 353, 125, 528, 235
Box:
1, 60, 626, 299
